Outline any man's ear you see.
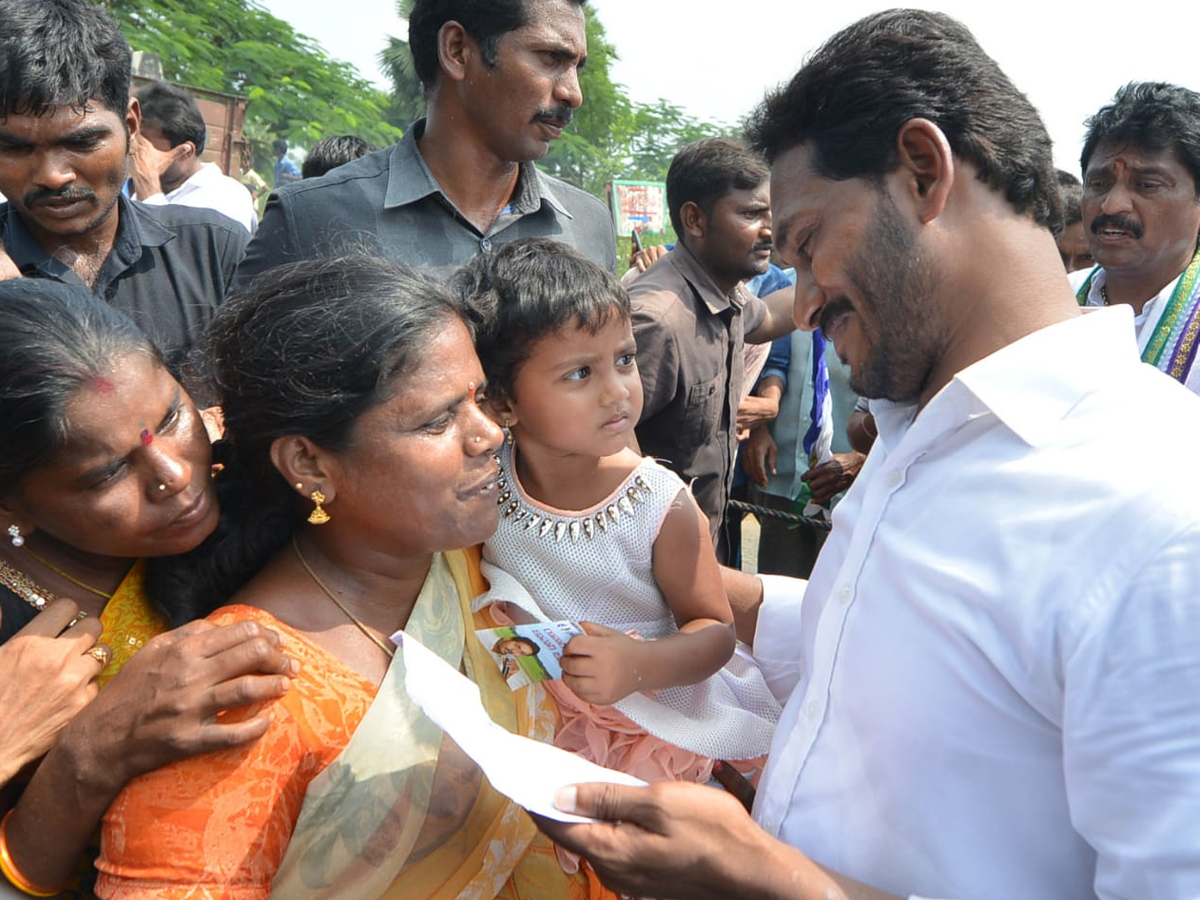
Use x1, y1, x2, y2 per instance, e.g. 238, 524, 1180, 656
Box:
126, 97, 141, 142
894, 118, 955, 224
174, 141, 196, 163
679, 200, 707, 241
437, 20, 473, 83
270, 435, 339, 504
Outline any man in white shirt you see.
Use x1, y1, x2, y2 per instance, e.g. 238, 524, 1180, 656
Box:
129, 80, 258, 234
1071, 82, 1200, 393
538, 10, 1200, 900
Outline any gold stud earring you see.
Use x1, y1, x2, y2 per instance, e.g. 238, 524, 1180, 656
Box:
308, 489, 331, 525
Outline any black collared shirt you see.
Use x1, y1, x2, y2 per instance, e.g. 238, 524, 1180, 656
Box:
233, 119, 616, 289
1, 196, 248, 359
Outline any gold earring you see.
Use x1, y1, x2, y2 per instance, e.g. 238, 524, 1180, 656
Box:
308, 489, 331, 525
503, 419, 514, 447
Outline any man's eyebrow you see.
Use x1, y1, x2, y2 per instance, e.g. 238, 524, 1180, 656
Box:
60, 124, 113, 143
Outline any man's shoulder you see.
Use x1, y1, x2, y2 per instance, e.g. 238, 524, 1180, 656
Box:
131, 200, 250, 254
536, 168, 610, 219
272, 146, 395, 208
628, 253, 695, 309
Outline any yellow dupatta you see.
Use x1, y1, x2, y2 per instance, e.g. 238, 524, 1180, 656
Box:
269, 547, 611, 900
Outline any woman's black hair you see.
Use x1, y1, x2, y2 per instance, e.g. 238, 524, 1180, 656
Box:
451, 236, 630, 403
0, 279, 160, 498
147, 256, 464, 624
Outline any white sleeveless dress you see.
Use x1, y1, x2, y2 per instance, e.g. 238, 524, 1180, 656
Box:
477, 444, 780, 761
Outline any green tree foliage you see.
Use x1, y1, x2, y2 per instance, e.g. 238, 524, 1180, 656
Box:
98, 0, 403, 150
378, 0, 424, 130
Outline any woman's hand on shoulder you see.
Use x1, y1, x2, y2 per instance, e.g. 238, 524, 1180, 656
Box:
0, 599, 104, 786
60, 618, 298, 794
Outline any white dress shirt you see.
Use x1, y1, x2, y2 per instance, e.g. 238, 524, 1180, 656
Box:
140, 162, 258, 234
1069, 265, 1183, 352
752, 307, 1200, 900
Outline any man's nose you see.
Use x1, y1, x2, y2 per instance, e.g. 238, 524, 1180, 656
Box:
792, 276, 824, 332
31, 150, 77, 192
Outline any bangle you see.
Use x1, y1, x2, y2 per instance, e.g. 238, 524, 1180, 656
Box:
0, 810, 65, 897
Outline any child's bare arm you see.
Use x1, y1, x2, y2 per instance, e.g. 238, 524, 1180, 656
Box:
560, 489, 735, 705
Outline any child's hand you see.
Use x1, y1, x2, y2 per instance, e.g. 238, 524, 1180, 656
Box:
560, 622, 648, 706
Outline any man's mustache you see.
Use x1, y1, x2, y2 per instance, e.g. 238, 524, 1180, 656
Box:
819, 297, 854, 335
1090, 214, 1143, 239
24, 186, 96, 207
534, 107, 573, 127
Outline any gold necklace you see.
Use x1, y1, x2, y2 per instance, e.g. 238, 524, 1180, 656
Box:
0, 558, 56, 610
22, 548, 114, 601
291, 536, 395, 658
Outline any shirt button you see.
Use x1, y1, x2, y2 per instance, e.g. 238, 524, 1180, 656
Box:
480, 238, 493, 252
805, 700, 820, 719
837, 585, 852, 604
887, 469, 902, 487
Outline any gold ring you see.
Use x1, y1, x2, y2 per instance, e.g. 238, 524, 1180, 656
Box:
86, 645, 111, 665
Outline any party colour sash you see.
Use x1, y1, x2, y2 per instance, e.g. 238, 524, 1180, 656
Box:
1075, 249, 1200, 383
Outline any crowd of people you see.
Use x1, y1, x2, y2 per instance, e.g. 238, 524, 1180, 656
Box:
1, 0, 1199, 899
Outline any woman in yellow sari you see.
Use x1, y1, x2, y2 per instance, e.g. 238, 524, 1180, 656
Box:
0, 280, 294, 899
96, 258, 615, 900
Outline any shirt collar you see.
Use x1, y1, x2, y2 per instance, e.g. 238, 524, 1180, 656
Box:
666, 242, 746, 315
0, 195, 172, 282
955, 306, 1138, 446
870, 307, 1139, 450
383, 119, 570, 218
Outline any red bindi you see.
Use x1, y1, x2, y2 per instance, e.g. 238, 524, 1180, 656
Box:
91, 377, 115, 395
139, 429, 153, 446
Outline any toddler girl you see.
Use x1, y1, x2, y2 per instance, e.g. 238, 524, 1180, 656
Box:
455, 238, 779, 800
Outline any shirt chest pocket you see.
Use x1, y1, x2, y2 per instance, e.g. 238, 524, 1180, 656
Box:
683, 377, 721, 448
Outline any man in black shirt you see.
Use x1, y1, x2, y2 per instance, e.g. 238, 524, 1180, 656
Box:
0, 0, 248, 359
234, 0, 615, 287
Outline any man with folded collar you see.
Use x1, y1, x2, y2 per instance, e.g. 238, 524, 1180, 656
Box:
234, 0, 615, 287
1072, 82, 1200, 393
0, 0, 248, 363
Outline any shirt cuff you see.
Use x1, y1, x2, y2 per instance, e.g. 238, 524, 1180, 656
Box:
752, 574, 806, 704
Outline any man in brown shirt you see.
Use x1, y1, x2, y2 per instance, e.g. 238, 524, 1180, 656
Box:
631, 139, 796, 563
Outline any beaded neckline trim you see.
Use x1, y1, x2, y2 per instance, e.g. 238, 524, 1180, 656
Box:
495, 461, 654, 542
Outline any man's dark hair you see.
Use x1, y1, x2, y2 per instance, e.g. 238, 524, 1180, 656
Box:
302, 134, 379, 178
407, 0, 587, 90
1080, 82, 1200, 200
745, 9, 1060, 231
135, 81, 207, 154
0, 0, 132, 118
1056, 169, 1083, 228
272, 137, 288, 156
666, 138, 769, 237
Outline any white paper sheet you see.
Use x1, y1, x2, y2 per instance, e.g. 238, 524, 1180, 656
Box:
394, 630, 646, 823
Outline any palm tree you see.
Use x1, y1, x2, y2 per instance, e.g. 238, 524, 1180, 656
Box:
379, 0, 424, 129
